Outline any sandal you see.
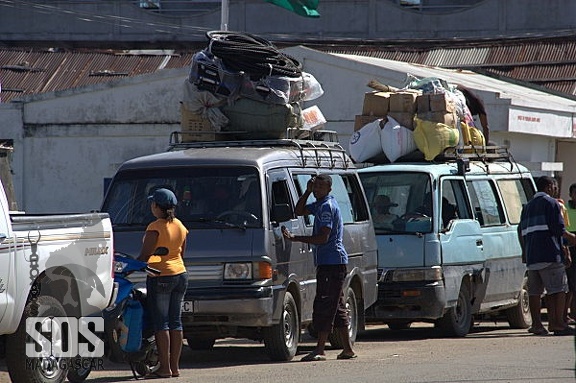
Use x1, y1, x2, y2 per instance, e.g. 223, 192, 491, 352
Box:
336, 352, 357, 360
300, 352, 326, 362
527, 327, 549, 336
148, 371, 172, 379
553, 327, 576, 336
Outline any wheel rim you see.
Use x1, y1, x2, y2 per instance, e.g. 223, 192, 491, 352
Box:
39, 356, 61, 379
37, 317, 65, 379
454, 289, 470, 328
282, 305, 296, 348
346, 291, 358, 340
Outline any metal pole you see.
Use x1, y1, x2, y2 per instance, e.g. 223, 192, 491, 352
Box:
220, 0, 229, 31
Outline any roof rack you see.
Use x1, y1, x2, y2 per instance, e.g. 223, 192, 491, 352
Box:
441, 145, 513, 162
167, 131, 351, 169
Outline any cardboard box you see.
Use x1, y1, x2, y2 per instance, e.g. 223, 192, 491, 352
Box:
416, 111, 458, 128
362, 91, 391, 117
301, 105, 327, 131
416, 94, 430, 113
181, 103, 213, 132
389, 92, 417, 113
429, 93, 455, 113
388, 111, 415, 130
354, 115, 379, 131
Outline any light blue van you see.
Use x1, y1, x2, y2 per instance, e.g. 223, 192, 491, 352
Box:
101, 138, 378, 360
358, 153, 535, 336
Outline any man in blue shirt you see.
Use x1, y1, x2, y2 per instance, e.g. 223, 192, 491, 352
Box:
518, 175, 576, 336
282, 174, 356, 361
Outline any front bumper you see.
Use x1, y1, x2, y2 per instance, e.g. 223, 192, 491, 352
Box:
366, 281, 446, 321
181, 286, 274, 327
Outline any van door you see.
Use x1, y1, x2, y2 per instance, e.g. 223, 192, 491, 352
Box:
291, 173, 319, 321
466, 177, 519, 307
440, 178, 484, 263
439, 178, 484, 305
268, 170, 314, 320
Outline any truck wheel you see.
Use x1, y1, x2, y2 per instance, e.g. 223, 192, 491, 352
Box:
7, 295, 69, 383
329, 287, 358, 349
66, 358, 91, 383
505, 276, 532, 329
436, 282, 472, 337
186, 336, 216, 350
263, 291, 299, 361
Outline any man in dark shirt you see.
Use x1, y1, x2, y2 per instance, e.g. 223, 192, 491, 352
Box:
518, 176, 576, 335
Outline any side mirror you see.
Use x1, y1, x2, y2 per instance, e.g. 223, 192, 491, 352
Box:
153, 247, 169, 256
271, 203, 293, 223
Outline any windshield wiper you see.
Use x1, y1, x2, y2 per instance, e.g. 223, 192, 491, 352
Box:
187, 217, 247, 230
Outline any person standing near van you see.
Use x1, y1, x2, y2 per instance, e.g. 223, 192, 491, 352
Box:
564, 182, 576, 324
518, 176, 576, 336
139, 188, 189, 378
282, 174, 356, 361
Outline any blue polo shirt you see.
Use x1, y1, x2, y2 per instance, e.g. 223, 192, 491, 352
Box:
519, 192, 565, 266
307, 195, 348, 266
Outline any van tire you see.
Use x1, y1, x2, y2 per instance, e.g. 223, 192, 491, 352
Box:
186, 336, 216, 350
66, 358, 92, 383
263, 291, 299, 361
7, 295, 69, 383
505, 276, 531, 329
436, 282, 472, 337
329, 287, 358, 349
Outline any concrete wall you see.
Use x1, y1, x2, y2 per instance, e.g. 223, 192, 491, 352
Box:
15, 68, 188, 213
1, 0, 576, 47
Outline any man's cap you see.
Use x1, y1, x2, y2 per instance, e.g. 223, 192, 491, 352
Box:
376, 195, 398, 207
148, 188, 178, 208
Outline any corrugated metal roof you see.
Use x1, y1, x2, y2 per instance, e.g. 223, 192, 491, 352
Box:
0, 48, 196, 103
319, 37, 576, 98
3, 37, 576, 103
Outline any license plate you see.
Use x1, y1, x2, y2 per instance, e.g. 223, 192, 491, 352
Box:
181, 300, 194, 313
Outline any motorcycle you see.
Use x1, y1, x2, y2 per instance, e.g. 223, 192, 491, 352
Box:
68, 247, 168, 381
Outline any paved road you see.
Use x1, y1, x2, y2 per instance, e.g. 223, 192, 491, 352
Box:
0, 318, 574, 383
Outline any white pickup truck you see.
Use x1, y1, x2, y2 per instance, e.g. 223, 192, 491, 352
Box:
0, 179, 116, 383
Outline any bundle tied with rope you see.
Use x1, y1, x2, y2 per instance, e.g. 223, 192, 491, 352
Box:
184, 31, 325, 141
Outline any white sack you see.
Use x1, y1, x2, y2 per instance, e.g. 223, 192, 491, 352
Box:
349, 119, 385, 162
381, 116, 418, 162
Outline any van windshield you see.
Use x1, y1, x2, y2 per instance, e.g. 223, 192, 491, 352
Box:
359, 171, 432, 234
101, 166, 262, 229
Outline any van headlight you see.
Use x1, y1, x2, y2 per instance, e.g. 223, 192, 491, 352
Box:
224, 263, 252, 279
392, 266, 443, 282
223, 261, 273, 280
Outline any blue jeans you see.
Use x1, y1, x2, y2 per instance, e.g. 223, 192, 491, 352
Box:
147, 273, 188, 331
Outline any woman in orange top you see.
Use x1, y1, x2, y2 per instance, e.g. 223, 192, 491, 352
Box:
138, 188, 188, 378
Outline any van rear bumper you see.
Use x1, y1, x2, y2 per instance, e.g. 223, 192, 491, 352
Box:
181, 287, 274, 327
366, 281, 446, 321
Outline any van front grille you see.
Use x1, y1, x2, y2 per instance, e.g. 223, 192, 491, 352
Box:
186, 264, 223, 281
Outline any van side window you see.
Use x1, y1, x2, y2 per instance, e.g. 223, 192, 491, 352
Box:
293, 173, 316, 225
441, 179, 471, 228
466, 179, 505, 226
270, 180, 294, 222
341, 174, 370, 222
496, 179, 533, 224
292, 173, 367, 225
